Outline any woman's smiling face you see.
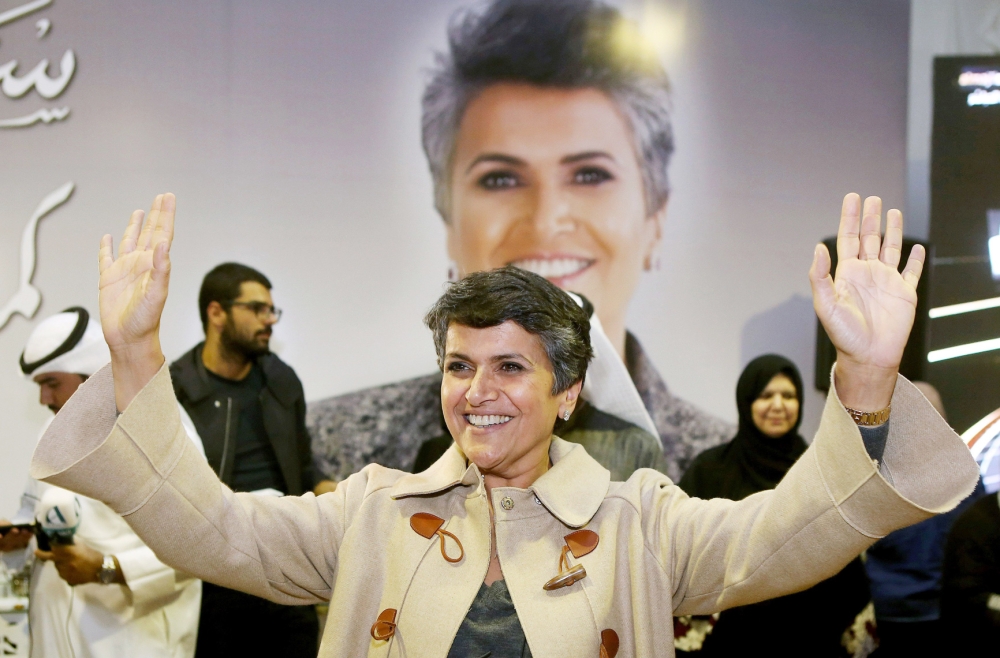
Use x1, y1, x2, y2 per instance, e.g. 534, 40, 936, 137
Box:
446, 83, 664, 347
440, 320, 581, 477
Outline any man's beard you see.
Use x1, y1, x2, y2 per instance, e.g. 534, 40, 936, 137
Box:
220, 319, 271, 358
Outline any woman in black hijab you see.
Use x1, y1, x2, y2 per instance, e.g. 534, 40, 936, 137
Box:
677, 355, 870, 657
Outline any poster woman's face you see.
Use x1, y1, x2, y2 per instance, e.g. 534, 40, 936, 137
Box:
447, 84, 663, 345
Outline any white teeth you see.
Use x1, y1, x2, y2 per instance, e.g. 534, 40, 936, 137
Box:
511, 258, 592, 279
466, 414, 513, 427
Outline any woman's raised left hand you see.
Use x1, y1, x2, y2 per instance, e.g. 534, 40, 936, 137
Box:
809, 194, 924, 411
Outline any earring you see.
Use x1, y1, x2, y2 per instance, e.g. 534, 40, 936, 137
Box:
563, 410, 571, 421
447, 261, 458, 282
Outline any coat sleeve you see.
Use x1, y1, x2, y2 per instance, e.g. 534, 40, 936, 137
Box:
114, 408, 204, 614
653, 372, 980, 617
30, 363, 369, 605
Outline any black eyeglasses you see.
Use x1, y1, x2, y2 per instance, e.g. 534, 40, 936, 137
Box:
226, 301, 282, 321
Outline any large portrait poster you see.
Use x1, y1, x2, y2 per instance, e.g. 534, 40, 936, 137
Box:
0, 0, 909, 506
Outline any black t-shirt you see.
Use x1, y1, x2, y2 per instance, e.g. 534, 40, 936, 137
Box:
207, 365, 288, 493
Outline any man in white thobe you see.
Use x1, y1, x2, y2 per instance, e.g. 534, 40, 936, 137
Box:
0, 308, 204, 658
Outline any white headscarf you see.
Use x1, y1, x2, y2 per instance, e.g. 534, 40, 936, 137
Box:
563, 292, 659, 438
20, 307, 110, 379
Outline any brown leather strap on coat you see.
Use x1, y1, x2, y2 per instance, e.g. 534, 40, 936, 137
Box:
558, 544, 571, 573
565, 529, 599, 558
599, 629, 619, 658
436, 528, 464, 563
370, 608, 397, 641
410, 513, 464, 563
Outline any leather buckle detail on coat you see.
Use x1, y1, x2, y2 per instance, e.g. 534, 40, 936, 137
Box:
599, 629, 619, 658
370, 608, 397, 641
410, 512, 465, 563
543, 529, 599, 590
565, 529, 599, 558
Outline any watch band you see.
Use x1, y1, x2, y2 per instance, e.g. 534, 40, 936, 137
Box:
98, 555, 118, 584
844, 405, 890, 426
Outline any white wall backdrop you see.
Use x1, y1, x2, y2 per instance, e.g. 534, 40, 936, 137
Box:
0, 0, 910, 509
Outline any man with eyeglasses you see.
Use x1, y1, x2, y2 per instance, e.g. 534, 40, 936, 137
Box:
169, 262, 323, 657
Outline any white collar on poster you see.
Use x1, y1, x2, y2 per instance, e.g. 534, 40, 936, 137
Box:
564, 292, 660, 439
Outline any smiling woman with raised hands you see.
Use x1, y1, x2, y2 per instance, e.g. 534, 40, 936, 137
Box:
31, 192, 979, 657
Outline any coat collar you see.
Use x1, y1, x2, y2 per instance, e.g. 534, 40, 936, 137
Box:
390, 436, 611, 528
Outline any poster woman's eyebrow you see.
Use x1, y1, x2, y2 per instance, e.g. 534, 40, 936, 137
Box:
561, 151, 615, 165
466, 153, 525, 173
490, 353, 528, 363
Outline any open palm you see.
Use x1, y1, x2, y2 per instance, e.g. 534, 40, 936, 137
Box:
810, 194, 924, 373
98, 194, 175, 355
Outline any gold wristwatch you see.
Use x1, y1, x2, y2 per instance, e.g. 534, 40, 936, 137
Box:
845, 405, 890, 426
98, 555, 119, 584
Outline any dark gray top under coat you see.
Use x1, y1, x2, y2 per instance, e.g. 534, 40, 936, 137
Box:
448, 580, 532, 658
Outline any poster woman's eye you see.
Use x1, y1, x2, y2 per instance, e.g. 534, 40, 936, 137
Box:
572, 166, 614, 186
478, 170, 521, 190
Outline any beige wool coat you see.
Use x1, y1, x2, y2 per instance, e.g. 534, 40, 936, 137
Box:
31, 364, 979, 657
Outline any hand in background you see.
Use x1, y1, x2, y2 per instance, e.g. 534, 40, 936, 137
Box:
35, 542, 105, 586
0, 520, 32, 552
98, 194, 176, 410
809, 194, 925, 411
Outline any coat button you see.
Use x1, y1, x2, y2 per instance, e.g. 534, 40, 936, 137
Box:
214, 400, 221, 408
500, 496, 514, 511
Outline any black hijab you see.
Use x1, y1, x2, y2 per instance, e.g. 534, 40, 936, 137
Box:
678, 355, 808, 501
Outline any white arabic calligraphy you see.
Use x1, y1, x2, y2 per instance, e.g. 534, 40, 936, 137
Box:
0, 49, 75, 98
0, 105, 67, 128
0, 182, 75, 330
0, 0, 51, 29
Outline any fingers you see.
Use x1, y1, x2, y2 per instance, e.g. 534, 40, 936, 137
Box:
34, 549, 53, 561
136, 194, 163, 251
902, 243, 926, 288
836, 193, 861, 263
99, 234, 114, 275
118, 209, 145, 256
809, 243, 836, 316
152, 193, 176, 252
880, 208, 904, 268
859, 196, 882, 260
150, 240, 172, 289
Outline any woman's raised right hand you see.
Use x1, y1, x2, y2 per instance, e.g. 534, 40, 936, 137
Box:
98, 193, 175, 410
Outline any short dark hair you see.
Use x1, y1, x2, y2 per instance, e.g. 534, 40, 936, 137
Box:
422, 0, 673, 219
424, 266, 593, 394
198, 263, 272, 331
